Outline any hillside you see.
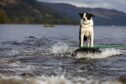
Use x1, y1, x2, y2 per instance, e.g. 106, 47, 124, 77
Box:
0, 0, 74, 24
42, 2, 126, 25
0, 0, 126, 25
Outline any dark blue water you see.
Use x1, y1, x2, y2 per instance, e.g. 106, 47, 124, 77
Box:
0, 24, 126, 84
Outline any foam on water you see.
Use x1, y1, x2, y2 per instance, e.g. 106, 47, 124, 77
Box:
49, 42, 76, 56
75, 48, 122, 59
0, 75, 123, 84
50, 42, 69, 54
8, 50, 20, 56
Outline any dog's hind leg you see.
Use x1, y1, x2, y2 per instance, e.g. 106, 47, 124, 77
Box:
87, 38, 90, 47
91, 33, 94, 47
79, 29, 81, 47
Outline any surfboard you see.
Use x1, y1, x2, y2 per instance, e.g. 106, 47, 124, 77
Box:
72, 47, 101, 57
72, 44, 126, 57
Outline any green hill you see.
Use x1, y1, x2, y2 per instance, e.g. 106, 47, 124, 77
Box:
0, 0, 75, 24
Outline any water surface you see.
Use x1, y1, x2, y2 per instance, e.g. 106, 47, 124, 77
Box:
0, 24, 126, 84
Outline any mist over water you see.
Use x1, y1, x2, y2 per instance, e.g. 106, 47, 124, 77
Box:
0, 25, 126, 84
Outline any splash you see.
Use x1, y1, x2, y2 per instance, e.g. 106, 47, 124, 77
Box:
75, 48, 122, 59
1, 39, 124, 59
0, 75, 122, 84
50, 42, 76, 56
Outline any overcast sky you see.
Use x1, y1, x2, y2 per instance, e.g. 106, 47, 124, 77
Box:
38, 0, 126, 13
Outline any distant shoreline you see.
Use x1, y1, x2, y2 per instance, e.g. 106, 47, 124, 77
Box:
0, 24, 126, 27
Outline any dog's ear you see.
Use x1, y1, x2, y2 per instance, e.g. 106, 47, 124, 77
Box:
86, 13, 95, 20
78, 13, 83, 18
89, 13, 95, 17
91, 14, 95, 17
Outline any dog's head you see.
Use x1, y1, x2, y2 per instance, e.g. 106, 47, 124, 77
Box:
79, 12, 95, 21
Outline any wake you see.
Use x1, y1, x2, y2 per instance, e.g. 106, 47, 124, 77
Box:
50, 42, 123, 59
0, 36, 125, 59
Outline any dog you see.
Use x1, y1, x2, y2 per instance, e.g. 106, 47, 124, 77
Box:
79, 12, 95, 47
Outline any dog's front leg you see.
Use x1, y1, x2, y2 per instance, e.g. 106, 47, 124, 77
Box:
80, 34, 84, 47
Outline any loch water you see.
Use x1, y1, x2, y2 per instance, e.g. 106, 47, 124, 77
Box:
0, 24, 126, 84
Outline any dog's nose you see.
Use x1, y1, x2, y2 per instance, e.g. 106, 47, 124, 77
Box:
83, 18, 86, 20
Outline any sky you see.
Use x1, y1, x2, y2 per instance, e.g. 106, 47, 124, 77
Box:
38, 0, 126, 13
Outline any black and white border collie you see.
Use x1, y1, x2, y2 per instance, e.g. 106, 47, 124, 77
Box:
79, 12, 95, 47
